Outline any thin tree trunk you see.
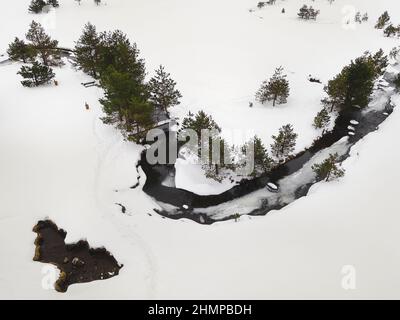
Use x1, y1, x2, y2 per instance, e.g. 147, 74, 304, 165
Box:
325, 169, 332, 182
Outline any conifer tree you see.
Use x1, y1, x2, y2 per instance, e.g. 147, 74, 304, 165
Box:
324, 51, 385, 111
270, 124, 298, 161
243, 136, 274, 177
26, 21, 61, 66
7, 37, 36, 63
384, 24, 399, 37
181, 110, 221, 157
47, 0, 60, 7
18, 61, 55, 87
312, 153, 345, 182
99, 66, 153, 139
148, 65, 182, 113
256, 66, 290, 106
97, 30, 146, 77
28, 0, 47, 13
75, 23, 101, 78
344, 56, 376, 109
181, 110, 221, 139
375, 11, 390, 29
313, 108, 330, 132
370, 49, 388, 77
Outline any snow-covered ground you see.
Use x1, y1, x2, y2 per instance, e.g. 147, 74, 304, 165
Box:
1, 0, 400, 299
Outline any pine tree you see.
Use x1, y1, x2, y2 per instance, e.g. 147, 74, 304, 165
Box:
97, 30, 146, 77
181, 110, 221, 157
384, 24, 399, 37
7, 37, 36, 63
270, 124, 298, 161
344, 56, 376, 109
181, 110, 221, 138
375, 11, 390, 29
312, 153, 345, 182
47, 0, 60, 7
355, 12, 362, 24
370, 49, 388, 77
298, 5, 309, 19
297, 5, 320, 20
75, 23, 101, 78
243, 136, 274, 177
26, 21, 61, 66
324, 51, 384, 111
99, 66, 153, 139
323, 71, 348, 112
148, 65, 182, 113
313, 108, 330, 132
256, 66, 290, 106
18, 61, 55, 87
28, 0, 47, 13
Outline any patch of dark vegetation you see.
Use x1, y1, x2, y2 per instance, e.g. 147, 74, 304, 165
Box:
33, 220, 123, 293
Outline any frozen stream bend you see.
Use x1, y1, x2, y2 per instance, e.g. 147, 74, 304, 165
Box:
139, 68, 399, 224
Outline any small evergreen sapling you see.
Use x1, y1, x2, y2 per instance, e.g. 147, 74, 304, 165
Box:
312, 153, 345, 182
270, 124, 298, 161
18, 61, 55, 87
256, 66, 290, 106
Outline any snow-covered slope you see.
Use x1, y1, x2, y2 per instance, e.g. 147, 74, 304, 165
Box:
1, 0, 400, 299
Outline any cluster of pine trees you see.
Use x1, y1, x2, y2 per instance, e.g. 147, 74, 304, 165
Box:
311, 50, 390, 181
354, 11, 368, 24
74, 23, 182, 141
181, 111, 228, 181
375, 11, 400, 38
29, 0, 59, 14
313, 50, 388, 133
297, 5, 320, 20
8, 21, 61, 87
181, 111, 298, 181
257, 0, 276, 9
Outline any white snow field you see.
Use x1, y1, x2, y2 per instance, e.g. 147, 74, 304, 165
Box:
1, 0, 400, 299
